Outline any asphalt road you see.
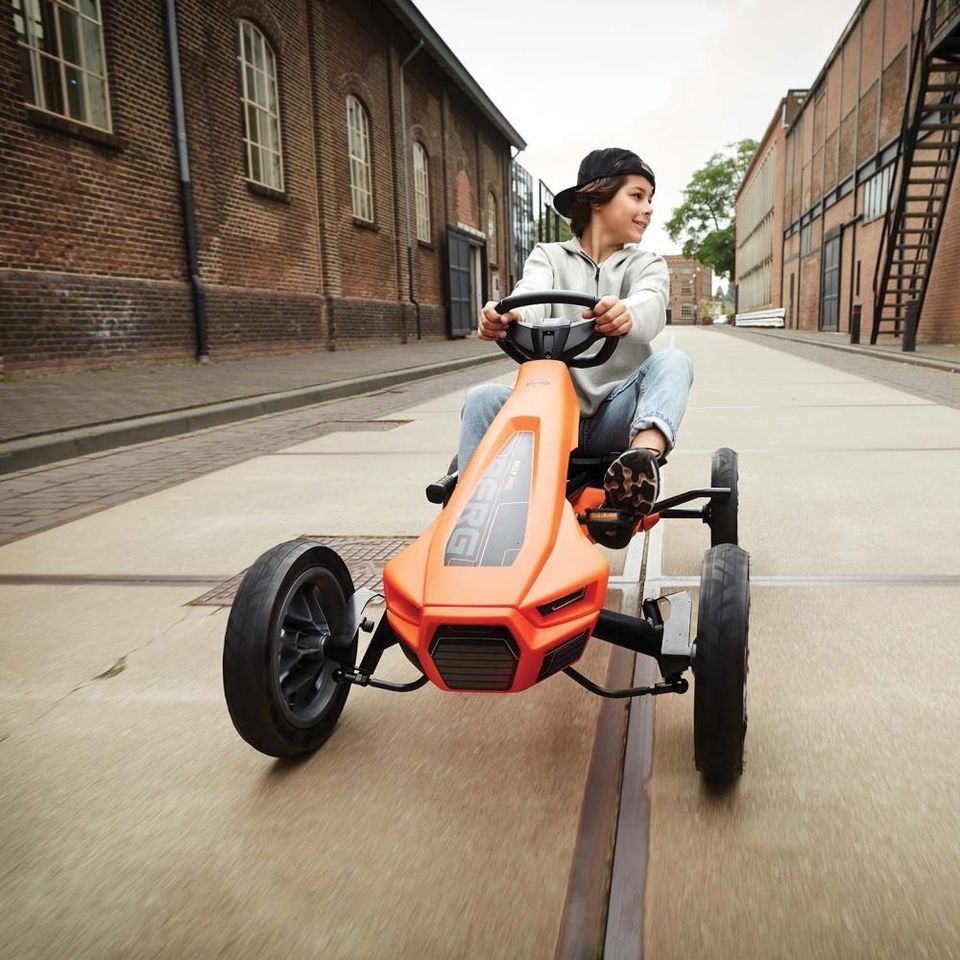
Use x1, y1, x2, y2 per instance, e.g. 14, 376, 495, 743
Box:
1, 327, 958, 959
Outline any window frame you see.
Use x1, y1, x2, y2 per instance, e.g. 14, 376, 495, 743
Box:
681, 303, 696, 321
12, 0, 113, 132
237, 19, 284, 193
413, 141, 431, 243
863, 164, 894, 224
486, 191, 498, 262
347, 94, 374, 223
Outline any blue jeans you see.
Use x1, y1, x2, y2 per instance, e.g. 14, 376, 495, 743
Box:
457, 348, 694, 472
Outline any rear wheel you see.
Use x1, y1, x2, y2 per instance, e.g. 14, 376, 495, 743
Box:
693, 543, 750, 783
223, 540, 357, 758
709, 447, 739, 546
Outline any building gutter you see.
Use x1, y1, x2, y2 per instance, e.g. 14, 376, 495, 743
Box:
399, 38, 425, 340
163, 0, 208, 361
380, 0, 525, 149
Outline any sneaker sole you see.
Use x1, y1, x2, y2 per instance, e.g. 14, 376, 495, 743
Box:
604, 449, 659, 517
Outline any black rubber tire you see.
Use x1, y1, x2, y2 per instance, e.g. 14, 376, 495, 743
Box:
709, 447, 739, 547
223, 540, 357, 758
693, 543, 750, 783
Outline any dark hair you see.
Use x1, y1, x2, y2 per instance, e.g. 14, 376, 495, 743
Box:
568, 175, 629, 237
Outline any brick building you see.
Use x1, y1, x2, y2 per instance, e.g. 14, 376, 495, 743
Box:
664, 255, 713, 324
0, 0, 525, 375
735, 0, 960, 344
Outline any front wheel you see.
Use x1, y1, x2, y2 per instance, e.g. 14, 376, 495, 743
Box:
693, 543, 750, 783
223, 540, 357, 757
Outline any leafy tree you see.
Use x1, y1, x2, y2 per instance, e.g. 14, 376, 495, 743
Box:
665, 139, 758, 280
535, 211, 573, 243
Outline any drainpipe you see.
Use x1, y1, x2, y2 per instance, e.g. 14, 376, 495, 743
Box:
399, 39, 425, 340
163, 0, 208, 362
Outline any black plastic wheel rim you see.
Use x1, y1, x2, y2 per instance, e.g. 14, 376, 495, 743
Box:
273, 568, 344, 726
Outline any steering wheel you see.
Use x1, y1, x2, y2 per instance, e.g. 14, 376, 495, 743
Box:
491, 290, 620, 367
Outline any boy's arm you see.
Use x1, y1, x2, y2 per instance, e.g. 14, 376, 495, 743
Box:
622, 256, 670, 342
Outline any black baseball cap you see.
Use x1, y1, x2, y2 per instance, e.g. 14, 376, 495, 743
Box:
552, 148, 656, 218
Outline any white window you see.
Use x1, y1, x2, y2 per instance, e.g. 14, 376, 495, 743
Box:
347, 95, 374, 222
863, 164, 894, 223
486, 191, 498, 259
13, 0, 111, 130
681, 303, 696, 320
238, 20, 283, 191
413, 141, 430, 242
680, 281, 692, 295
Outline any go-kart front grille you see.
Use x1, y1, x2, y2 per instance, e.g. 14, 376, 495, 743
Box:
429, 626, 519, 690
537, 630, 589, 681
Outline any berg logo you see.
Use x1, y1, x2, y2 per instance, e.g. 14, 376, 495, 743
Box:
445, 431, 533, 567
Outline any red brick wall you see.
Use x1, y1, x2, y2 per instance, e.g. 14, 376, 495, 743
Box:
0, 0, 516, 374
921, 161, 960, 344
0, 0, 192, 371
665, 256, 713, 323
765, 0, 960, 342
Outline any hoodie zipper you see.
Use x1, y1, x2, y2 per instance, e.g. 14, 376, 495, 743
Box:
574, 247, 601, 297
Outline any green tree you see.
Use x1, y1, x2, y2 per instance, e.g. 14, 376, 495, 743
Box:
665, 139, 758, 280
534, 212, 573, 243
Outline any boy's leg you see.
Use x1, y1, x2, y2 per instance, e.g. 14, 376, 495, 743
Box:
627, 348, 694, 458
457, 383, 512, 474
583, 349, 693, 546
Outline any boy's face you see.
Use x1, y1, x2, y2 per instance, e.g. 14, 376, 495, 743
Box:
595, 174, 654, 244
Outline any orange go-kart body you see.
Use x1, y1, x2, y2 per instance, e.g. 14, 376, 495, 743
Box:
383, 360, 620, 693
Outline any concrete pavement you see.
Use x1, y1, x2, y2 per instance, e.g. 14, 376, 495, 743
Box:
642, 328, 960, 959
0, 363, 636, 960
1, 327, 959, 957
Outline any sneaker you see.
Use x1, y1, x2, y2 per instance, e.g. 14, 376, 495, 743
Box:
603, 447, 660, 521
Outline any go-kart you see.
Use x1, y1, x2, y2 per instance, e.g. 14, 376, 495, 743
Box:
222, 291, 751, 782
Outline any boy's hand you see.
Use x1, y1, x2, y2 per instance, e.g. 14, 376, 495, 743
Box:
583, 296, 632, 336
479, 301, 522, 340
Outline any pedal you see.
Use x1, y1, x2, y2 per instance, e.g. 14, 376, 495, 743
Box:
581, 506, 635, 542
425, 472, 457, 505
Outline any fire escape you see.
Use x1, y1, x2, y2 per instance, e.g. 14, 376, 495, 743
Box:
871, 0, 960, 343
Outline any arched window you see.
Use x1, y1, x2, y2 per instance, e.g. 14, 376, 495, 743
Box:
347, 95, 373, 222
486, 191, 498, 260
238, 20, 283, 190
12, 0, 111, 130
413, 142, 430, 242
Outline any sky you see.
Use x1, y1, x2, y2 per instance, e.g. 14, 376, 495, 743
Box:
412, 0, 860, 279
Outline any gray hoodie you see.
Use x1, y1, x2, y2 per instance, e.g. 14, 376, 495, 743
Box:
509, 236, 670, 417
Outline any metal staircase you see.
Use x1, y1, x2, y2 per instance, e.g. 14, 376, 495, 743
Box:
871, 0, 960, 343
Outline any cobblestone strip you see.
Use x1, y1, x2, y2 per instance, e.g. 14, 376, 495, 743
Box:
0, 363, 510, 545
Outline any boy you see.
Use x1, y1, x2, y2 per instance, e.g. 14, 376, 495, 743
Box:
462, 148, 694, 548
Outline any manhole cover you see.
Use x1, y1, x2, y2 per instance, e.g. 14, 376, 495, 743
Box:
187, 535, 415, 606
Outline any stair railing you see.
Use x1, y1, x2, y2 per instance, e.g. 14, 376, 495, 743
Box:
871, 0, 931, 342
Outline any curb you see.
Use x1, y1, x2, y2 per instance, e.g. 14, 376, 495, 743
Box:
0, 352, 505, 476
725, 326, 960, 373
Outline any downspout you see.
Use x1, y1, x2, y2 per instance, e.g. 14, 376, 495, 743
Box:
399, 39, 425, 340
163, 0, 208, 362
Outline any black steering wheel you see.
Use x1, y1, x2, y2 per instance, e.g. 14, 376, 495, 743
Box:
491, 290, 621, 368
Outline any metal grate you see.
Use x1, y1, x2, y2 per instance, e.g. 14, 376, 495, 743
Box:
429, 626, 519, 690
187, 535, 414, 606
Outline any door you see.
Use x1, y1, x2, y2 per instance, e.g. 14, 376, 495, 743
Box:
820, 232, 841, 331
446, 226, 488, 338
446, 227, 473, 337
